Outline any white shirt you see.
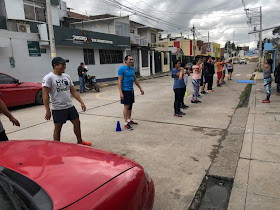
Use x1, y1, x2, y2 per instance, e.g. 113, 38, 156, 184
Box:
42, 72, 74, 110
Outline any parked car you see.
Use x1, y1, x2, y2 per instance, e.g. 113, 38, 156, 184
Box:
0, 73, 43, 107
233, 60, 240, 64
186, 62, 194, 72
0, 140, 155, 210
240, 59, 247, 64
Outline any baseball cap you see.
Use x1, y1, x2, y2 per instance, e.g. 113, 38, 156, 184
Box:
52, 57, 69, 66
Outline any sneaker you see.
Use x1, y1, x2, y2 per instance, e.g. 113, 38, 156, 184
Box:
77, 140, 92, 146
181, 105, 189, 109
179, 111, 186, 115
125, 124, 133, 130
128, 120, 138, 125
207, 90, 214, 92
200, 91, 207, 94
262, 99, 270, 103
174, 113, 183, 117
196, 100, 202, 103
217, 84, 222, 87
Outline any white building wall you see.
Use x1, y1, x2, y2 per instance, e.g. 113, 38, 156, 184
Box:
4, 0, 25, 20
0, 30, 122, 82
74, 21, 115, 34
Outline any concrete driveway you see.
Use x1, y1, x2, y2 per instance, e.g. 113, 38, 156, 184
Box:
2, 63, 256, 209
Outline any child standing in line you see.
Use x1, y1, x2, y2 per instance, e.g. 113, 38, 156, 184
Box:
191, 59, 203, 103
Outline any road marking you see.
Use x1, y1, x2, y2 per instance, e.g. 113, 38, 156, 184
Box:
254, 72, 258, 81
235, 74, 241, 77
246, 74, 252, 77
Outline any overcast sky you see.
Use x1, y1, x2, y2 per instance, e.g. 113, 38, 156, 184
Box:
64, 0, 280, 50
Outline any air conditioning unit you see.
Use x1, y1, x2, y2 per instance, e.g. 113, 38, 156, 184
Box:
17, 23, 31, 33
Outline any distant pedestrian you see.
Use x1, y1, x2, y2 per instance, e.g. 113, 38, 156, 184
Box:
191, 59, 203, 103
118, 55, 144, 129
77, 62, 87, 93
172, 60, 185, 117
200, 57, 209, 94
274, 63, 280, 95
207, 57, 215, 92
227, 59, 234, 80
0, 95, 20, 141
216, 58, 223, 87
221, 58, 227, 84
42, 57, 92, 146
181, 63, 190, 109
262, 59, 273, 103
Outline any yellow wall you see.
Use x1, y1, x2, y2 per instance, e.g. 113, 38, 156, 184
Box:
161, 52, 170, 72
213, 42, 221, 58
159, 39, 201, 56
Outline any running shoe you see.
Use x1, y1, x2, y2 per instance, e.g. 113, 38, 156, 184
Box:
77, 140, 92, 146
174, 113, 183, 117
125, 124, 133, 130
200, 91, 207, 94
262, 99, 270, 103
128, 120, 138, 125
179, 111, 186, 115
196, 100, 202, 103
217, 84, 222, 87
181, 105, 189, 109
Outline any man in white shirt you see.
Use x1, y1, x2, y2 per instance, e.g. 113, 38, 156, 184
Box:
42, 57, 92, 146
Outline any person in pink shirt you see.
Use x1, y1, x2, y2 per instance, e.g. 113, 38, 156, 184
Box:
191, 59, 203, 103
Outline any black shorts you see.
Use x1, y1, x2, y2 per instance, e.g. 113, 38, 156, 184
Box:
52, 106, 79, 124
0, 130, 8, 141
228, 69, 233, 73
203, 74, 209, 84
121, 90, 135, 105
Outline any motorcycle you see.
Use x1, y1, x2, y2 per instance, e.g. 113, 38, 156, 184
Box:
85, 74, 100, 92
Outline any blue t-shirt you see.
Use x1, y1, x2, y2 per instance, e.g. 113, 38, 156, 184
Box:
172, 68, 185, 89
118, 65, 135, 91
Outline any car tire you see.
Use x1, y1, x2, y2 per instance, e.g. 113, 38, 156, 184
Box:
35, 90, 43, 105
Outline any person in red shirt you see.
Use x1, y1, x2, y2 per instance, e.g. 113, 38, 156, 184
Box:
216, 58, 223, 87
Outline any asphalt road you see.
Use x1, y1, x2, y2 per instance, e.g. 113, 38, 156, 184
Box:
2, 63, 257, 210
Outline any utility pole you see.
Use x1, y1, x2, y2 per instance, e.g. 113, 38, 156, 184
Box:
192, 25, 196, 58
208, 31, 210, 56
259, 6, 262, 70
46, 0, 56, 58
180, 31, 183, 62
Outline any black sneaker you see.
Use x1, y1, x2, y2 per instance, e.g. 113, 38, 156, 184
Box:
174, 113, 183, 117
200, 91, 207, 94
128, 120, 138, 125
181, 105, 189, 109
125, 124, 133, 130
196, 100, 202, 103
191, 100, 198, 103
179, 111, 186, 115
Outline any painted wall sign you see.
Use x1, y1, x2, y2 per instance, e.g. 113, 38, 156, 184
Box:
27, 41, 41, 57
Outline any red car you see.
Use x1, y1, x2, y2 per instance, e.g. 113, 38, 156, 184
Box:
0, 73, 43, 107
0, 140, 155, 210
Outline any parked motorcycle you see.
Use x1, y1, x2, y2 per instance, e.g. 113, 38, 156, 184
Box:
85, 74, 100, 92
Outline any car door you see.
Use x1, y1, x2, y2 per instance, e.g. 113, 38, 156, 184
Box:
0, 73, 30, 107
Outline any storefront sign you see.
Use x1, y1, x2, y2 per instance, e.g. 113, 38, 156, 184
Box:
54, 26, 130, 50
27, 41, 41, 57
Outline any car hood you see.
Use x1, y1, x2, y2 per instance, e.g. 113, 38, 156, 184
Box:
20, 82, 42, 88
0, 140, 139, 209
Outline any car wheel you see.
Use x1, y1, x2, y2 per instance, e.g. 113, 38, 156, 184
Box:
35, 90, 43, 105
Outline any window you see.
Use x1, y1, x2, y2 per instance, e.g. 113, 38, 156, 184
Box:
23, 0, 46, 22
151, 33, 156, 43
83, 49, 95, 65
0, 74, 17, 84
115, 21, 129, 37
142, 50, 148, 67
99, 50, 123, 64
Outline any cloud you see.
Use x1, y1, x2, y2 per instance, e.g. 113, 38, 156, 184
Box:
63, 0, 280, 49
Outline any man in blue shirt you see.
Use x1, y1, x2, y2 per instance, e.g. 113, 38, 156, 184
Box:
118, 55, 144, 130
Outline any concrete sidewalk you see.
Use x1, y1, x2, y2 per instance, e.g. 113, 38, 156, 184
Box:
228, 73, 280, 209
